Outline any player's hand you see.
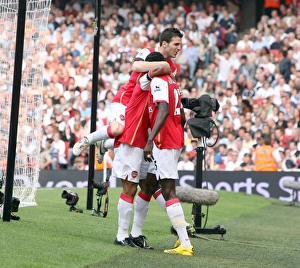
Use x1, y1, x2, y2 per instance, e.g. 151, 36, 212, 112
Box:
144, 140, 154, 162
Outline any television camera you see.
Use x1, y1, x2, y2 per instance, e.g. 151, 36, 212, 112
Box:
181, 94, 219, 142
61, 189, 83, 213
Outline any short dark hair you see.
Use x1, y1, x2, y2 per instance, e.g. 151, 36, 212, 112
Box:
159, 28, 183, 46
145, 52, 165, 62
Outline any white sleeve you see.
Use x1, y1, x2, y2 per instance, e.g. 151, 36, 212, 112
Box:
139, 73, 151, 91
135, 48, 151, 61
150, 77, 169, 104
272, 150, 281, 163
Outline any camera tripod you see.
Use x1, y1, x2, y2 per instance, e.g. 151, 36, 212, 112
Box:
91, 190, 109, 218
69, 204, 83, 213
192, 137, 226, 240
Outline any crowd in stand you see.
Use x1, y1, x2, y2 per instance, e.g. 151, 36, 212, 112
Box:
38, 0, 300, 171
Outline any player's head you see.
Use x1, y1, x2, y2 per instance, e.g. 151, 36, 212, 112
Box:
159, 28, 183, 58
145, 52, 165, 62
159, 28, 183, 45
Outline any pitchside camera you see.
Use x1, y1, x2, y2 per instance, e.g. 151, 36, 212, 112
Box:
182, 94, 220, 139
0, 175, 20, 220
181, 95, 219, 118
92, 180, 108, 196
61, 190, 83, 213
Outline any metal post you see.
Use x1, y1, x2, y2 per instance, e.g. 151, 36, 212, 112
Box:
193, 137, 205, 228
87, 0, 101, 210
3, 0, 27, 222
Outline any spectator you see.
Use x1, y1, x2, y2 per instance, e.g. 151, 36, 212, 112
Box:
219, 8, 236, 45
205, 147, 220, 171
236, 34, 253, 50
270, 32, 283, 50
236, 54, 256, 81
235, 153, 255, 171
177, 152, 195, 171
182, 38, 199, 80
214, 143, 228, 169
52, 132, 68, 169
253, 135, 282, 171
253, 31, 269, 51
174, 50, 189, 79
225, 150, 242, 171
43, 138, 58, 170
72, 156, 87, 170
215, 50, 234, 89
279, 49, 293, 83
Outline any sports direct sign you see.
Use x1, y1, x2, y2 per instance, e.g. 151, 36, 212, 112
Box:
38, 170, 300, 201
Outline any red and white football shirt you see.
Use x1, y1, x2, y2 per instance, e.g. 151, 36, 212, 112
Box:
148, 75, 184, 149
112, 47, 177, 106
117, 81, 150, 149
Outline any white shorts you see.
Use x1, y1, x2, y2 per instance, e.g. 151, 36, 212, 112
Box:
153, 144, 181, 180
110, 102, 126, 126
112, 143, 156, 183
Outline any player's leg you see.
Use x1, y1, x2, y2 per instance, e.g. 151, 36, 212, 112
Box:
95, 138, 114, 164
144, 159, 195, 244
73, 103, 125, 156
154, 147, 194, 256
129, 153, 154, 249
113, 144, 142, 247
114, 179, 139, 247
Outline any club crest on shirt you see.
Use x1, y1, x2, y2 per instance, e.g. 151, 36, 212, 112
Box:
119, 114, 125, 121
132, 171, 138, 178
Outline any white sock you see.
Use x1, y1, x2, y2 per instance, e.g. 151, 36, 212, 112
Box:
154, 189, 191, 227
153, 188, 166, 211
166, 198, 192, 248
116, 193, 133, 241
86, 126, 110, 144
131, 191, 151, 238
103, 138, 115, 150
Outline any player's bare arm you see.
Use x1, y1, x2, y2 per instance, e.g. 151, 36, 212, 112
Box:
144, 102, 169, 162
132, 61, 171, 73
149, 65, 173, 78
180, 108, 186, 128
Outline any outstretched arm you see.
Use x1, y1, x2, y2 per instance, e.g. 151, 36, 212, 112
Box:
132, 61, 171, 73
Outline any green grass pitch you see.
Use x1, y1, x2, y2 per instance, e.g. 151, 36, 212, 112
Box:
1, 187, 300, 268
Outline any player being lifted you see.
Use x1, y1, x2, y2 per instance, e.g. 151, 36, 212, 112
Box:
72, 28, 180, 163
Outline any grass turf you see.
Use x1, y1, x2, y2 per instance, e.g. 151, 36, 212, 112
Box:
1, 188, 300, 268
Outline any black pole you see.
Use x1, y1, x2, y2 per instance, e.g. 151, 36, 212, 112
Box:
87, 0, 101, 210
3, 0, 27, 222
193, 136, 226, 238
193, 138, 205, 228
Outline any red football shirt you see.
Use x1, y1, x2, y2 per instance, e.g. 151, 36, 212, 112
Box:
112, 47, 177, 106
117, 78, 150, 149
148, 75, 184, 149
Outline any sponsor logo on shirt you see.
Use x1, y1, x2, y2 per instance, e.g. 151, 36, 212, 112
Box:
154, 85, 161, 92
